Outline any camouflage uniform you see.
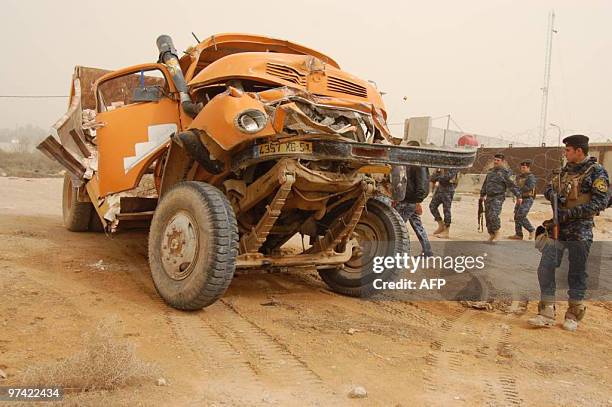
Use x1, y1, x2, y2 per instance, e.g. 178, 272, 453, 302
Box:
396, 166, 432, 256
429, 168, 459, 226
537, 156, 610, 302
396, 202, 433, 256
480, 167, 520, 234
514, 172, 537, 237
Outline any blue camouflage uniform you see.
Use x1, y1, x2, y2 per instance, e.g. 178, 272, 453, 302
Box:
537, 156, 610, 302
514, 172, 537, 237
395, 166, 432, 256
429, 168, 459, 226
480, 167, 520, 234
396, 203, 433, 256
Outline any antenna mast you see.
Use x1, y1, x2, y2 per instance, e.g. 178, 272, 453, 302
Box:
539, 10, 556, 145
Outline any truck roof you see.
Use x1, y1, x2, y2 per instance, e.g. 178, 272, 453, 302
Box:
179, 33, 340, 81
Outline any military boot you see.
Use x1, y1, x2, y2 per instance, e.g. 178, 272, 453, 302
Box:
562, 300, 586, 332
487, 230, 499, 243
433, 220, 445, 235
436, 225, 450, 239
507, 234, 523, 240
528, 231, 535, 240
528, 301, 556, 328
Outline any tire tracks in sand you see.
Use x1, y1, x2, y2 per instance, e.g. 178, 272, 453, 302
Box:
111, 239, 339, 404
422, 303, 523, 406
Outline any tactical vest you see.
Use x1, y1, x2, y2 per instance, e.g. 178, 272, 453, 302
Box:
552, 164, 595, 209
438, 169, 458, 185
517, 174, 535, 198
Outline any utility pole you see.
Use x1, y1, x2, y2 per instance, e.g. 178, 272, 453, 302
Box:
550, 122, 562, 146
442, 114, 450, 146
539, 10, 557, 145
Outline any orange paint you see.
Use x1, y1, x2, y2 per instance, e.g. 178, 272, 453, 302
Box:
91, 33, 390, 196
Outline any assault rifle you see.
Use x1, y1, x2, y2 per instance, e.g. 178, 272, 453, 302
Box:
550, 190, 560, 240
549, 161, 564, 241
478, 197, 485, 232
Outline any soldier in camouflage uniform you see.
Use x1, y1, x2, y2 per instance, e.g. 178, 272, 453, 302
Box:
395, 141, 433, 257
429, 168, 459, 238
479, 153, 521, 242
508, 160, 537, 240
529, 135, 610, 331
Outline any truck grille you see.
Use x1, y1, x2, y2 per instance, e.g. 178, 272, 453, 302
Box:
266, 63, 306, 86
327, 76, 368, 98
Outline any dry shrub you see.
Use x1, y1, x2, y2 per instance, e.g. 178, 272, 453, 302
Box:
22, 319, 158, 392
0, 150, 63, 177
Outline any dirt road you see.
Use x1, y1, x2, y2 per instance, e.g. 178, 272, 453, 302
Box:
0, 177, 610, 406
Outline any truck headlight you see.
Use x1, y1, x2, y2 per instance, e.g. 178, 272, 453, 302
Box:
235, 109, 267, 134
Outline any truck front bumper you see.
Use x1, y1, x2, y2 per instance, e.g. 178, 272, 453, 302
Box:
232, 139, 476, 171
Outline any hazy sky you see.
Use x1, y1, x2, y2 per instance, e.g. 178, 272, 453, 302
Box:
1, 0, 611, 144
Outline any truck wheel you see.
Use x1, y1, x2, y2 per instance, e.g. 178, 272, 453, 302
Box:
88, 210, 105, 232
148, 181, 238, 310
62, 173, 93, 232
318, 197, 409, 297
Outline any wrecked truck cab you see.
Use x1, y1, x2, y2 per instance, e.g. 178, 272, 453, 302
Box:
38, 33, 476, 310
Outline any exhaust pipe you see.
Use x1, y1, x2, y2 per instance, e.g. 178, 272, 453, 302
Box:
156, 35, 201, 118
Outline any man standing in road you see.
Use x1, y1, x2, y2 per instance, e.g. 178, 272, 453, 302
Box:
508, 160, 537, 240
395, 141, 433, 257
429, 168, 459, 239
528, 135, 609, 331
479, 153, 521, 242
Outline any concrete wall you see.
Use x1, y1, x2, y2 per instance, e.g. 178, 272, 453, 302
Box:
455, 173, 486, 194
428, 127, 529, 148
401, 116, 528, 148
590, 143, 612, 172
403, 116, 431, 145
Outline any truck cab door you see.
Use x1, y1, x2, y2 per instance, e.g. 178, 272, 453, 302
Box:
94, 64, 180, 196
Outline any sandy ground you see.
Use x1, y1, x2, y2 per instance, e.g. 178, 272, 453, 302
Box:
0, 177, 611, 406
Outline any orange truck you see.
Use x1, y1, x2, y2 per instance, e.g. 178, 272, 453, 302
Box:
38, 33, 475, 310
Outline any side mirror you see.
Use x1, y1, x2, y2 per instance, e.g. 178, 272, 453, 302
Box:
132, 86, 163, 103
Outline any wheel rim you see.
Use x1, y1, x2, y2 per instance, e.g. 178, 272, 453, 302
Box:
344, 214, 388, 275
160, 211, 201, 280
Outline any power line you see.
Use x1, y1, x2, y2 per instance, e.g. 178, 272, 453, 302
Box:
0, 95, 68, 98
449, 116, 464, 133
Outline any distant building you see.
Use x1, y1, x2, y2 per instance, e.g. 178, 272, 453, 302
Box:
403, 117, 529, 147
0, 139, 23, 153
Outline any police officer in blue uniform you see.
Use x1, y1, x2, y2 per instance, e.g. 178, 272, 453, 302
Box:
529, 135, 610, 331
508, 160, 537, 240
395, 141, 433, 257
479, 153, 521, 242
429, 168, 459, 239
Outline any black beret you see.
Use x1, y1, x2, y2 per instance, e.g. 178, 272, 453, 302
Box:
562, 134, 589, 149
520, 159, 532, 166
494, 153, 505, 159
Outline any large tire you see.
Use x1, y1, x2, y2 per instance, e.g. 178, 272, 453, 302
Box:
148, 181, 238, 310
62, 173, 93, 232
88, 210, 105, 232
318, 197, 409, 297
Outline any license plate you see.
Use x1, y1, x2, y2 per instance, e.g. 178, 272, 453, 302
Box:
257, 141, 313, 156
